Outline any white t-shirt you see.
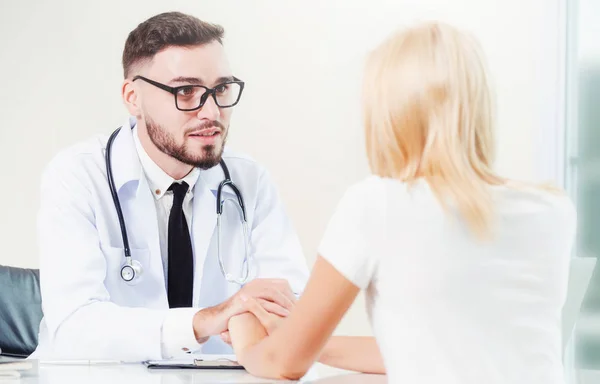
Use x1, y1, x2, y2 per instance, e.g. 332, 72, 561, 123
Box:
318, 176, 576, 384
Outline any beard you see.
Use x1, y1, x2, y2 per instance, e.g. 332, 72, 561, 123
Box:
145, 115, 227, 170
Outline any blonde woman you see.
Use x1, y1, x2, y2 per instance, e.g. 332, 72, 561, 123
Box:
227, 22, 576, 384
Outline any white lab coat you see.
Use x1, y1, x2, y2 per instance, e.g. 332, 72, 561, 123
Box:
31, 117, 309, 361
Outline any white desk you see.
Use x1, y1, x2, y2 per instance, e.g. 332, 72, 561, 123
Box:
0, 362, 386, 384
3, 360, 600, 383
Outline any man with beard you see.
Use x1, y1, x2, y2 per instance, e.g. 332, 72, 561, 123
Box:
32, 12, 309, 361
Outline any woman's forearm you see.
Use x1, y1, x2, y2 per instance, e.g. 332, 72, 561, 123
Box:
319, 336, 386, 374
227, 259, 370, 379
229, 313, 298, 379
229, 313, 386, 375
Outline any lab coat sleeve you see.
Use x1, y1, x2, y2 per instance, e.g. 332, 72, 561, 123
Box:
37, 153, 185, 361
249, 167, 310, 295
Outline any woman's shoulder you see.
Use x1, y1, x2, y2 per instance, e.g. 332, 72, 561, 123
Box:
336, 176, 426, 222
341, 175, 435, 207
493, 182, 576, 226
339, 175, 407, 204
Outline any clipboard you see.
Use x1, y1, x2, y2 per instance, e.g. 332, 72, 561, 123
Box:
145, 357, 245, 370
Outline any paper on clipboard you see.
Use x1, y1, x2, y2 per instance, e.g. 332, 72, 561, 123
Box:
145, 354, 244, 370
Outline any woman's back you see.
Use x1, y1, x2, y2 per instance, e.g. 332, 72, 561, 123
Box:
227, 22, 579, 383
319, 176, 575, 383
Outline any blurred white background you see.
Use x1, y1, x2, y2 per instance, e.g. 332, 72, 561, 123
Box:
0, 0, 566, 336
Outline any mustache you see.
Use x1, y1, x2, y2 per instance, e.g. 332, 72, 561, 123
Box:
185, 120, 225, 135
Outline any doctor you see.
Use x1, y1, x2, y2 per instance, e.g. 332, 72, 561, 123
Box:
31, 11, 309, 361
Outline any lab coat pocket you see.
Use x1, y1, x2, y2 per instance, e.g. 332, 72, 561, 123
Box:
101, 245, 159, 307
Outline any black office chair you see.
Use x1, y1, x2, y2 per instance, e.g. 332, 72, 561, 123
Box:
0, 265, 43, 358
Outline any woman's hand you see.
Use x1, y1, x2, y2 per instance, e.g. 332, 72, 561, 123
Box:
222, 257, 363, 380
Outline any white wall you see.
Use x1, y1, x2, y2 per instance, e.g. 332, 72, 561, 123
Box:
0, 0, 564, 335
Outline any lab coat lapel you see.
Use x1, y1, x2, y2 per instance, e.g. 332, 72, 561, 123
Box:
110, 119, 167, 307
132, 176, 165, 303
191, 166, 220, 297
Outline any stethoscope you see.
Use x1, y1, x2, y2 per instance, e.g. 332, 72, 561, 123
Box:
105, 126, 253, 286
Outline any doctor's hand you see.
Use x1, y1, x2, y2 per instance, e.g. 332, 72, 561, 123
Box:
220, 296, 285, 346
192, 278, 296, 341
234, 278, 296, 317
239, 295, 284, 335
236, 296, 285, 341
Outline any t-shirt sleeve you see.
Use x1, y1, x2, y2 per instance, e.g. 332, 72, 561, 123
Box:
317, 179, 380, 289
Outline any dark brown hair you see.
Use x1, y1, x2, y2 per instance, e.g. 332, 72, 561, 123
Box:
122, 11, 225, 78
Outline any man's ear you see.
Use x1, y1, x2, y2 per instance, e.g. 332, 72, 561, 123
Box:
122, 79, 140, 116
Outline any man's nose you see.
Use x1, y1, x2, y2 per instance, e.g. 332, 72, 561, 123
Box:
196, 95, 220, 120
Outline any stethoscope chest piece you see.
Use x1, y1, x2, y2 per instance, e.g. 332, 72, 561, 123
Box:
120, 257, 143, 285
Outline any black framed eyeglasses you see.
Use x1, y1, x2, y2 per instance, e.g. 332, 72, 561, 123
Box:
132, 75, 245, 111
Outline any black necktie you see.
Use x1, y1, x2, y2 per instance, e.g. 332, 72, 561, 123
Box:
167, 181, 194, 308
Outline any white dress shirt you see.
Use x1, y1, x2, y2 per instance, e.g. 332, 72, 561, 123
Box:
132, 126, 200, 289
319, 176, 575, 384
132, 126, 204, 358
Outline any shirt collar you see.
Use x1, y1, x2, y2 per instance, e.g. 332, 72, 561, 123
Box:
132, 125, 200, 200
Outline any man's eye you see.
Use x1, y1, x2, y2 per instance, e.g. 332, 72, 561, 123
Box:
177, 87, 197, 97
215, 84, 229, 94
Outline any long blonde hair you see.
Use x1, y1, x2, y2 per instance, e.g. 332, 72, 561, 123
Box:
363, 22, 506, 238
